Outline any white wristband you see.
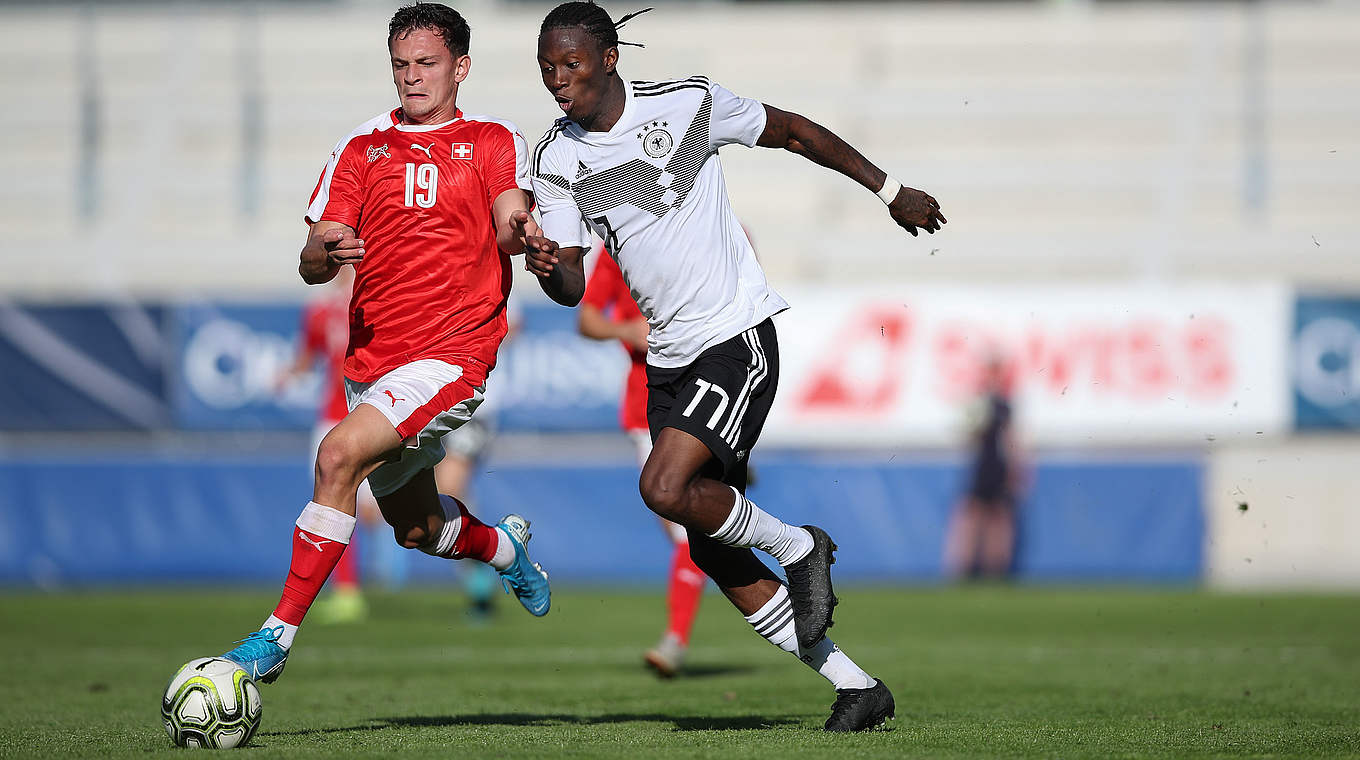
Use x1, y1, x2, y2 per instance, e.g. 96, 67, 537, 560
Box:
876, 177, 902, 205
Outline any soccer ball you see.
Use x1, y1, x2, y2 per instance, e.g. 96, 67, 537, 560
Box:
161, 657, 263, 749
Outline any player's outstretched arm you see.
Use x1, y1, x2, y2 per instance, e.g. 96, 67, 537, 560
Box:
299, 221, 363, 284
579, 304, 649, 351
526, 243, 586, 307
756, 104, 946, 237
494, 190, 542, 256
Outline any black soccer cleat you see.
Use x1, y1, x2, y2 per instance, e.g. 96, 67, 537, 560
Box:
824, 678, 895, 732
785, 524, 838, 650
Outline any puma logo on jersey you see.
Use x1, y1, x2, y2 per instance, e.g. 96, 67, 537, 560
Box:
366, 143, 390, 163
412, 142, 434, 159
383, 390, 406, 406
297, 531, 332, 552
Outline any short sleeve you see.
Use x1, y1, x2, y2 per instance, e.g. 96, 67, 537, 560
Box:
531, 136, 592, 250
478, 123, 533, 203
708, 81, 767, 150
582, 244, 623, 311
305, 141, 364, 227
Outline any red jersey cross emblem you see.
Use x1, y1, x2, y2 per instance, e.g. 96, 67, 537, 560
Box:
451, 142, 474, 160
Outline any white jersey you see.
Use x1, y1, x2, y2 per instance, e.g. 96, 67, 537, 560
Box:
532, 76, 789, 368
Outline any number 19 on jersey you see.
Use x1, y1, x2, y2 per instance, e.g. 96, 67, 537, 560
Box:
405, 163, 438, 208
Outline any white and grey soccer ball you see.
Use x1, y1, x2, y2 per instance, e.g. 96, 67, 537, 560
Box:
161, 657, 263, 749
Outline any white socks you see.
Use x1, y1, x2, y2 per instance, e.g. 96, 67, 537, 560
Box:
801, 637, 876, 691
261, 616, 298, 649
416, 497, 515, 571
296, 501, 357, 544
709, 487, 814, 566
488, 527, 516, 571
743, 585, 874, 690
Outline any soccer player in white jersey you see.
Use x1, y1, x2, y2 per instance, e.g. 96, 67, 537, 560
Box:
216, 3, 554, 685
525, 2, 946, 732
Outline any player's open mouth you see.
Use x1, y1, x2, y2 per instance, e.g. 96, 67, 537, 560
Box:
555, 96, 573, 113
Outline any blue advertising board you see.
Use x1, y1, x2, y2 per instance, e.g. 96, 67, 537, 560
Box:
0, 449, 1203, 586
171, 302, 321, 430
0, 302, 170, 431
1293, 295, 1360, 429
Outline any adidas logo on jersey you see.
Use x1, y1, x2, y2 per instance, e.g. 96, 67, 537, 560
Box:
575, 161, 593, 180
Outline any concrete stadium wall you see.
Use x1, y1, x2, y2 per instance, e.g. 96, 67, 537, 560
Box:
2, 1, 1358, 297
1205, 437, 1360, 589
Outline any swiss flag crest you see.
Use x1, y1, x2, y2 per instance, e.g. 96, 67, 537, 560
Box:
451, 143, 474, 160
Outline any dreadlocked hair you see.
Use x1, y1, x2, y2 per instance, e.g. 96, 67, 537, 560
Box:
389, 3, 471, 58
540, 2, 653, 49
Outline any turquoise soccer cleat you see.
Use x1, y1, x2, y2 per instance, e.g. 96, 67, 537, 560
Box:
222, 626, 289, 684
495, 515, 551, 617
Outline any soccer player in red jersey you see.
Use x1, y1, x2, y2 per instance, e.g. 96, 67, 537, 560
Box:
579, 248, 705, 677
221, 3, 555, 684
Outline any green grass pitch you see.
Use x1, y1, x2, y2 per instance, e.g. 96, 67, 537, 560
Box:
1, 587, 1357, 758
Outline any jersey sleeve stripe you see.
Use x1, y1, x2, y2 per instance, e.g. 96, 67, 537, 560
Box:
634, 83, 709, 98
304, 110, 396, 225
532, 122, 569, 176
632, 75, 710, 92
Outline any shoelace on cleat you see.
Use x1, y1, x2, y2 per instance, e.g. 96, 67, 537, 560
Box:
229, 627, 284, 658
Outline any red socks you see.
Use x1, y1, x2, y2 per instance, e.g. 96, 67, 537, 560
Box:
446, 496, 501, 563
666, 543, 706, 645
272, 502, 357, 626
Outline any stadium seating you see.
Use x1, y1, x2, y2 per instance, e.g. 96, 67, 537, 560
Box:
1, 2, 1357, 296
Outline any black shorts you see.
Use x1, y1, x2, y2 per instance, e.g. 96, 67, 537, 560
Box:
646, 319, 779, 481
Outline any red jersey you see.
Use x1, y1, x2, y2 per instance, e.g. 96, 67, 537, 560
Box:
300, 291, 350, 423
306, 108, 531, 384
583, 247, 649, 432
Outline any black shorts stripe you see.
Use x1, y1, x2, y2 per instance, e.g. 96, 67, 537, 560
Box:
720, 327, 768, 446
646, 318, 780, 480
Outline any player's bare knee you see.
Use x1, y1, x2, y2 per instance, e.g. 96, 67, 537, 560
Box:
639, 467, 688, 522
314, 434, 365, 492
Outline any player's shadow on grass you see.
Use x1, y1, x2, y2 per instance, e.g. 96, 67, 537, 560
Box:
265, 711, 802, 736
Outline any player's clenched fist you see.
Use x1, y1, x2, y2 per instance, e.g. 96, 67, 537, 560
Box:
887, 187, 947, 237
523, 236, 560, 279
323, 227, 366, 265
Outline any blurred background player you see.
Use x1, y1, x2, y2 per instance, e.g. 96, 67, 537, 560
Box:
527, 1, 944, 730
275, 265, 376, 623
944, 357, 1029, 580
220, 3, 552, 684
579, 247, 705, 677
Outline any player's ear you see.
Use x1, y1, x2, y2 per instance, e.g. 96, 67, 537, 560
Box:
454, 54, 472, 83
602, 45, 618, 75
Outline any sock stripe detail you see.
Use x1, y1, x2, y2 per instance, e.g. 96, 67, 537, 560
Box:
754, 606, 795, 637
748, 595, 792, 631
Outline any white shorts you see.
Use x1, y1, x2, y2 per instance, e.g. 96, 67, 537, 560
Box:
345, 359, 485, 498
